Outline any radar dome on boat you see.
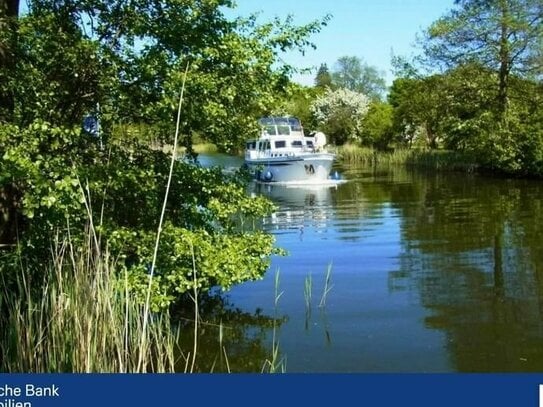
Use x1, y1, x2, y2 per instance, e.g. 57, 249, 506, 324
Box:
313, 132, 327, 149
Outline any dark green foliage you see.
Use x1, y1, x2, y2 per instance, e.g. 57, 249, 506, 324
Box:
389, 59, 543, 176
0, 0, 326, 307
272, 83, 321, 132
424, 0, 542, 116
0, 119, 278, 308
359, 101, 394, 150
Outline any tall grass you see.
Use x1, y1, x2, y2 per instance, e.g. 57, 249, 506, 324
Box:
138, 63, 189, 372
336, 145, 478, 172
304, 273, 312, 312
261, 270, 286, 373
318, 263, 333, 308
0, 232, 182, 373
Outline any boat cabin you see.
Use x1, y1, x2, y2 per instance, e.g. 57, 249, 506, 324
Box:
245, 116, 318, 160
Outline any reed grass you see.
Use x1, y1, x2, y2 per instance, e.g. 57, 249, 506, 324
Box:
318, 263, 333, 308
304, 273, 312, 312
138, 63, 189, 371
336, 145, 478, 172
0, 232, 182, 373
262, 269, 286, 373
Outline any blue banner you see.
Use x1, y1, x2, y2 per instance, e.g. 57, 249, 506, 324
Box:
0, 374, 541, 407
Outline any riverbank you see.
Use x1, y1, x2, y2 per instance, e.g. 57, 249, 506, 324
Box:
184, 142, 480, 174
0, 233, 180, 373
335, 145, 479, 172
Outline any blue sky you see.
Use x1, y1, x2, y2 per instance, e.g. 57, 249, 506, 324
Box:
230, 0, 455, 86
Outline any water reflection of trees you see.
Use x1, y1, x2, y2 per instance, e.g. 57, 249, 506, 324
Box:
384, 169, 543, 371
249, 166, 543, 371
171, 292, 287, 373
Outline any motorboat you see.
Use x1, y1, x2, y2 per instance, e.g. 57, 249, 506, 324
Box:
244, 116, 336, 183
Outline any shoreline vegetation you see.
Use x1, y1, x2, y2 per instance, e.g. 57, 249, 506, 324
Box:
187, 142, 543, 178
335, 145, 480, 173
0, 226, 283, 373
0, 232, 181, 373
188, 142, 482, 174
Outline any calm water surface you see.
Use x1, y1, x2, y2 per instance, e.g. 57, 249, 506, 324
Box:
186, 155, 543, 373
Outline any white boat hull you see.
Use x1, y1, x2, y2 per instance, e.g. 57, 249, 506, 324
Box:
245, 153, 335, 183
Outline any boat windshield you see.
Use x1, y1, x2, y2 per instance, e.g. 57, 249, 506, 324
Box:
258, 116, 303, 134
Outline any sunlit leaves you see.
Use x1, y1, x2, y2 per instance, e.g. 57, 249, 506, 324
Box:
0, 0, 331, 307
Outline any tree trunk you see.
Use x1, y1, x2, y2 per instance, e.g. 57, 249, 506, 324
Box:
0, 183, 23, 246
0, 0, 21, 244
425, 123, 438, 149
1, 0, 19, 17
0, 0, 19, 122
497, 0, 510, 119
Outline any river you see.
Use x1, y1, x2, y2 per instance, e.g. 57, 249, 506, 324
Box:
183, 155, 543, 373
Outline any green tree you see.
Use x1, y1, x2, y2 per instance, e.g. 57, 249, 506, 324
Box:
0, 0, 20, 122
314, 63, 332, 88
331, 55, 387, 100
0, 0, 327, 304
273, 82, 320, 132
434, 63, 501, 151
360, 101, 394, 149
4, 1, 328, 149
424, 0, 543, 117
388, 75, 448, 149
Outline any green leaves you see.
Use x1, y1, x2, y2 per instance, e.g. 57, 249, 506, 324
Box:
359, 101, 394, 149
0, 0, 334, 308
423, 0, 543, 113
1, 118, 281, 308
331, 56, 387, 101
109, 225, 277, 312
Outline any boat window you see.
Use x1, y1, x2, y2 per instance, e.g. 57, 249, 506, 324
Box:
288, 118, 302, 132
277, 125, 290, 135
306, 140, 314, 148
259, 117, 275, 126
274, 140, 286, 149
263, 125, 277, 135
246, 141, 256, 150
287, 117, 301, 126
291, 140, 303, 148
275, 117, 290, 126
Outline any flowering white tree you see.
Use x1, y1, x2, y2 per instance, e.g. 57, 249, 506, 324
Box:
310, 87, 370, 144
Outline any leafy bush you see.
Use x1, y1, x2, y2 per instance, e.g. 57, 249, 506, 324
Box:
0, 120, 278, 309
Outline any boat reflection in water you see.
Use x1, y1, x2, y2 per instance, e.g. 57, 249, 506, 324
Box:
252, 180, 344, 235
